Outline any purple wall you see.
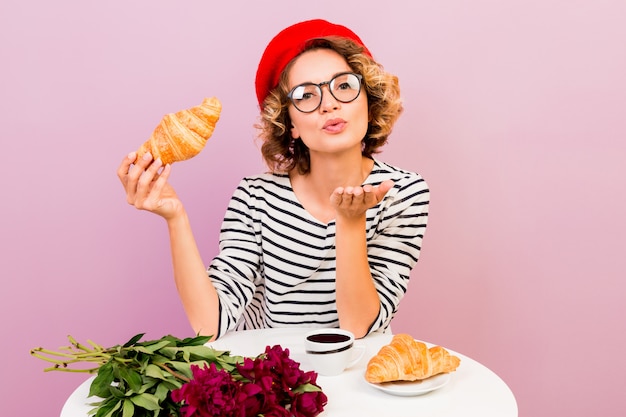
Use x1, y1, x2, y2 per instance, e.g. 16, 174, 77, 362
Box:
2, 1, 625, 416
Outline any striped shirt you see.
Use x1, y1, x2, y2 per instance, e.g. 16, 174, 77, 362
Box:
208, 159, 429, 338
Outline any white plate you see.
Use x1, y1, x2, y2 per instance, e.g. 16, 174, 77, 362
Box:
367, 373, 451, 397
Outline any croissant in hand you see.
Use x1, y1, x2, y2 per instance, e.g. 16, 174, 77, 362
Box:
365, 334, 461, 383
136, 97, 222, 165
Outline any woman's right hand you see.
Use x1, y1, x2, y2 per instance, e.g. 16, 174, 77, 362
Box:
117, 151, 183, 220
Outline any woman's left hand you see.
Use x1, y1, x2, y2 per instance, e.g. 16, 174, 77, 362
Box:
330, 179, 394, 220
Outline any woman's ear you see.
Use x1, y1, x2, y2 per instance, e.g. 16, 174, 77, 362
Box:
290, 124, 300, 139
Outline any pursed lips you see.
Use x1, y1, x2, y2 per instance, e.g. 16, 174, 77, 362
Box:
322, 118, 347, 133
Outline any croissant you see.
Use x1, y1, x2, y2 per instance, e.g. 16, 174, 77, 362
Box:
137, 97, 222, 165
365, 334, 461, 383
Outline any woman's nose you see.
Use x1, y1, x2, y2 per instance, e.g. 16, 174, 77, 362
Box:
319, 86, 340, 112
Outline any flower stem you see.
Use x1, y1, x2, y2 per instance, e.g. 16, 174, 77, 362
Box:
43, 365, 99, 373
158, 363, 190, 382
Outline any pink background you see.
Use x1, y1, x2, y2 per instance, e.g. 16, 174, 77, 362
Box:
2, 1, 625, 416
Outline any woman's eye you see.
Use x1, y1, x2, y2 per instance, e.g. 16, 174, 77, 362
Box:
291, 85, 319, 103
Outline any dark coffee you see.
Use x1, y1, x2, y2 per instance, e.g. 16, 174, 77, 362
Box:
307, 333, 351, 343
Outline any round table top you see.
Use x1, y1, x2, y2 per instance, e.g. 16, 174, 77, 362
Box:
61, 328, 517, 417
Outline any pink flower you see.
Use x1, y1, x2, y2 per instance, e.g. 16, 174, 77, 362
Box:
291, 390, 329, 417
172, 344, 327, 417
171, 363, 242, 417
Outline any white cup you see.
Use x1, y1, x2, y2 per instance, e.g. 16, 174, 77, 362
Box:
304, 328, 365, 376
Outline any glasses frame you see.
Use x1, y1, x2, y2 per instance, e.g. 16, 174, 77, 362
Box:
287, 72, 364, 113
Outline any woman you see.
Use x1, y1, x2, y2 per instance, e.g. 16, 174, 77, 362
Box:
117, 19, 429, 339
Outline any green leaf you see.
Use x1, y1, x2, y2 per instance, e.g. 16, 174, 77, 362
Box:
130, 393, 161, 411
147, 340, 174, 353
123, 333, 145, 348
131, 346, 158, 355
144, 364, 166, 380
90, 362, 115, 398
153, 383, 171, 403
154, 347, 177, 360
192, 345, 224, 358
180, 334, 212, 346
218, 361, 240, 373
132, 340, 174, 356
110, 361, 121, 380
118, 367, 143, 393
181, 349, 190, 362
136, 378, 157, 394
141, 334, 177, 345
122, 399, 134, 417
292, 382, 323, 394
94, 398, 121, 417
167, 361, 194, 379
108, 385, 127, 399
160, 377, 183, 391
166, 345, 224, 362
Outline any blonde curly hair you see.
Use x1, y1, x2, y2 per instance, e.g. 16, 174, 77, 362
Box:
255, 37, 403, 174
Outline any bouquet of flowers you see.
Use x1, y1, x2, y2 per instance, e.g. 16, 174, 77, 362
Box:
31, 333, 328, 417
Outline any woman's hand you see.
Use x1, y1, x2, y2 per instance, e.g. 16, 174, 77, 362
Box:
117, 151, 182, 220
330, 179, 394, 220
330, 178, 395, 337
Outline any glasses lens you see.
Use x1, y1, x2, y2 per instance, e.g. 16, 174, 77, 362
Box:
289, 84, 322, 112
288, 73, 363, 113
329, 73, 362, 103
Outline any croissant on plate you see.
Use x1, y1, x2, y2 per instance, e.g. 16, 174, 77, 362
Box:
136, 97, 222, 165
365, 334, 461, 383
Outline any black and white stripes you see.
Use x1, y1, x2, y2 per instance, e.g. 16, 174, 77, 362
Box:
208, 159, 429, 338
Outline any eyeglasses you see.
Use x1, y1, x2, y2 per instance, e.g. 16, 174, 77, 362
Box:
287, 72, 364, 113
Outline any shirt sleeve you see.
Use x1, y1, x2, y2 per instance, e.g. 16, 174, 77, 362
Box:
365, 173, 430, 334
207, 178, 263, 338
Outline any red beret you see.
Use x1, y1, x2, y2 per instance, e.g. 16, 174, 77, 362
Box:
254, 19, 372, 107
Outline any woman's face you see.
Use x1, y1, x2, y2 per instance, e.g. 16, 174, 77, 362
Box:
287, 48, 368, 158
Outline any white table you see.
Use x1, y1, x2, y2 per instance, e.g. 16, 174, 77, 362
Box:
61, 328, 517, 417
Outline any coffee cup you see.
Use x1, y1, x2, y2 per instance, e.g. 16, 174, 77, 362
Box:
304, 328, 365, 376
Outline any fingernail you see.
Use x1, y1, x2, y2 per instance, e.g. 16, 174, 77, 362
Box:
127, 152, 136, 160
143, 152, 152, 161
